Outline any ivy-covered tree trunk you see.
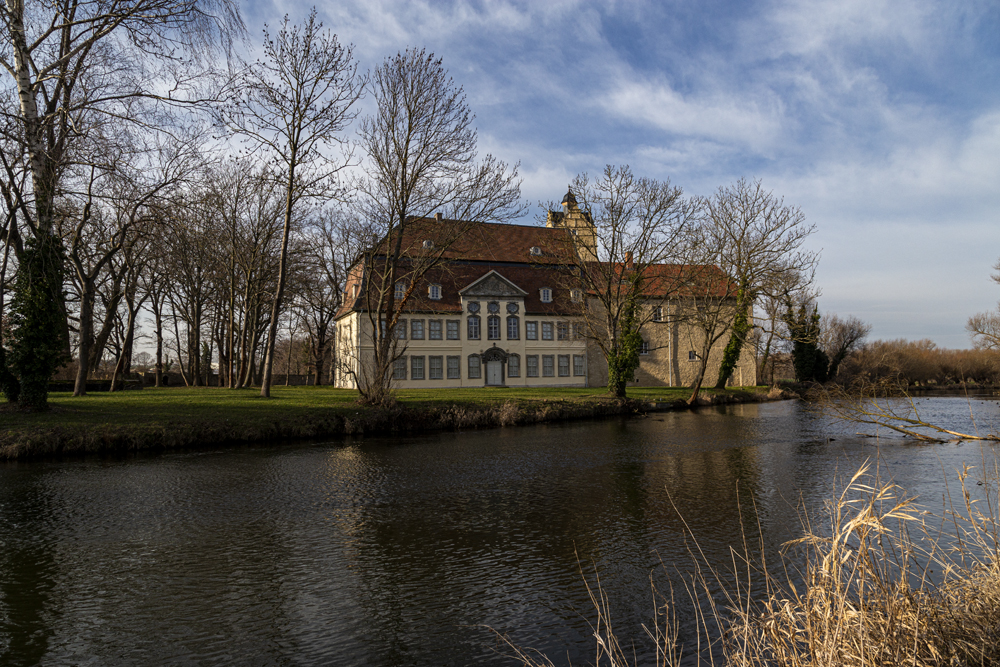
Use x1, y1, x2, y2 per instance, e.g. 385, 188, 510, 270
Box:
607, 296, 642, 399
715, 287, 752, 389
784, 302, 829, 383
8, 234, 68, 410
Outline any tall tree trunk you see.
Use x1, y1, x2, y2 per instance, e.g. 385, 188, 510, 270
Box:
110, 297, 142, 391
260, 163, 296, 398
74, 279, 96, 396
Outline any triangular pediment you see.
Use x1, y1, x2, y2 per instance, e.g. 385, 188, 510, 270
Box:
459, 270, 528, 298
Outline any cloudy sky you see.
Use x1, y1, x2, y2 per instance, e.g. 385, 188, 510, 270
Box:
246, 0, 1000, 348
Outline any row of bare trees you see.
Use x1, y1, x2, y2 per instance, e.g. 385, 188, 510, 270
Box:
0, 3, 837, 408
0, 3, 496, 407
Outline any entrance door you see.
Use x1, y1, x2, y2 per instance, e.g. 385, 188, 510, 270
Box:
486, 360, 503, 386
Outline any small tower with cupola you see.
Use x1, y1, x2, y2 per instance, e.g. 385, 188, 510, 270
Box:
546, 188, 598, 262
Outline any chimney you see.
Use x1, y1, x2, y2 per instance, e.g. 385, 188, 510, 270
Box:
625, 251, 634, 269
434, 212, 443, 222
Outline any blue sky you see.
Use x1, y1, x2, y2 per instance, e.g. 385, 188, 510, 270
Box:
247, 0, 1000, 348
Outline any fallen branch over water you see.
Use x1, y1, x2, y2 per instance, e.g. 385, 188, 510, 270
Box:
819, 378, 1000, 442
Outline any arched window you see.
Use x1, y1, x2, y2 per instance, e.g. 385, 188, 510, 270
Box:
468, 354, 482, 379
508, 354, 521, 378
467, 315, 481, 340
487, 315, 500, 340
507, 315, 519, 340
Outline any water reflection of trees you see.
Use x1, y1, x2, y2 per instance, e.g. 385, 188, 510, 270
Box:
326, 410, 833, 666
0, 468, 59, 667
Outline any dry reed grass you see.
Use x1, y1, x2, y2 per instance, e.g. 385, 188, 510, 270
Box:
503, 460, 1000, 666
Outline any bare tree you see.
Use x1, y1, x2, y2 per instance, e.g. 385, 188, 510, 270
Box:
966, 257, 1000, 351
967, 311, 1000, 350
348, 48, 523, 406
820, 313, 872, 379
297, 209, 357, 385
705, 178, 818, 389
679, 263, 742, 404
0, 0, 242, 408
548, 166, 697, 398
219, 10, 363, 398
753, 268, 818, 385
63, 133, 200, 395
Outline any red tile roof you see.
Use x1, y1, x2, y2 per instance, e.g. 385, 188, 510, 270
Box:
338, 220, 735, 319
375, 218, 577, 264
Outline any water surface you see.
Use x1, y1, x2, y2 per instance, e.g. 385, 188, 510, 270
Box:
1, 397, 998, 666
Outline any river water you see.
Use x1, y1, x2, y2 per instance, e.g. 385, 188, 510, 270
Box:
2, 397, 999, 666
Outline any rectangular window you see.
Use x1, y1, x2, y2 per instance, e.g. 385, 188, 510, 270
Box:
652, 306, 663, 322
540, 288, 552, 302
468, 355, 481, 379
395, 319, 407, 340
558, 355, 570, 377
688, 350, 697, 361
429, 355, 443, 380
526, 321, 538, 340
542, 322, 553, 340
411, 319, 424, 340
542, 355, 555, 377
526, 355, 539, 378
394, 281, 406, 300
393, 357, 407, 380
446, 320, 460, 340
639, 341, 649, 355
508, 355, 520, 378
428, 284, 441, 300
573, 322, 584, 340
487, 315, 501, 340
507, 316, 519, 340
429, 320, 442, 340
468, 316, 480, 340
573, 355, 586, 376
411, 356, 425, 380
447, 355, 461, 379
557, 322, 569, 340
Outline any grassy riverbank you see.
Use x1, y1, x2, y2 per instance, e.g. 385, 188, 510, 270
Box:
0, 385, 773, 460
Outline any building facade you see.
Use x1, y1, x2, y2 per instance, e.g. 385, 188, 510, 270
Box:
335, 192, 756, 390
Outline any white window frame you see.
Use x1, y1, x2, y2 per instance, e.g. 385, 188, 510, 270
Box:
429, 355, 443, 380
447, 355, 461, 379
542, 355, 555, 377
411, 356, 425, 380
428, 319, 442, 340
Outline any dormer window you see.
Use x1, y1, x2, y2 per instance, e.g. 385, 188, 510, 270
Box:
570, 289, 582, 303
529, 246, 542, 256
428, 284, 441, 300
422, 239, 434, 249
540, 287, 552, 303
394, 281, 406, 300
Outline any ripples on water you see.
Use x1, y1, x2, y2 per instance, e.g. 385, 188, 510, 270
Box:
1, 398, 999, 666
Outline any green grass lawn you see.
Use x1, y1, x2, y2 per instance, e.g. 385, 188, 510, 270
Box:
0, 384, 772, 461
0, 384, 764, 432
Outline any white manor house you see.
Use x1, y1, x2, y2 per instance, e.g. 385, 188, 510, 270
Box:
334, 191, 755, 390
